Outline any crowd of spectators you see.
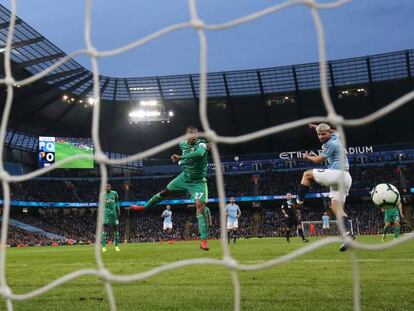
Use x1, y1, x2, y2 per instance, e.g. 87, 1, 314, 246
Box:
2, 198, 412, 247
4, 163, 413, 204
1, 161, 412, 246
5, 226, 54, 247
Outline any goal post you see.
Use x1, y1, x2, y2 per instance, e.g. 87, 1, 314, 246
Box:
301, 220, 356, 237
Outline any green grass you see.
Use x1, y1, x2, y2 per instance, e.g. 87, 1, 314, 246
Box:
55, 142, 94, 169
3, 236, 414, 310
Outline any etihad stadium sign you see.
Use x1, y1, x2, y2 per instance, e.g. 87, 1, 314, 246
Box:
278, 146, 374, 160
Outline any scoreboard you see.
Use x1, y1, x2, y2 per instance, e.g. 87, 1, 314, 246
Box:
38, 136, 95, 169
38, 136, 55, 167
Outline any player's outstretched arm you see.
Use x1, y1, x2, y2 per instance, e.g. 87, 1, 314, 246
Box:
172, 146, 207, 162
303, 152, 325, 164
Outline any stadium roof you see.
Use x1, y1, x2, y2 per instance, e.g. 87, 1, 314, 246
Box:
1, 4, 413, 156
1, 4, 413, 101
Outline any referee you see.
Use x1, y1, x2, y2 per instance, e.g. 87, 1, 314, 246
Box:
281, 192, 309, 243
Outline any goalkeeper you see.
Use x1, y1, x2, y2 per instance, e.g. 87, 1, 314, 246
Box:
382, 199, 404, 241
131, 126, 211, 251
102, 183, 121, 252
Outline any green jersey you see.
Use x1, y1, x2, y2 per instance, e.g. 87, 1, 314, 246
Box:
384, 207, 400, 223
179, 138, 208, 182
104, 191, 120, 217
384, 207, 399, 217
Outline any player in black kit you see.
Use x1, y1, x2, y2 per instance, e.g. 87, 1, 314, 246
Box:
281, 193, 309, 243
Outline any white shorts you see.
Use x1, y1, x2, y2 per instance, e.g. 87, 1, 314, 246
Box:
163, 222, 172, 230
322, 224, 330, 229
227, 218, 238, 230
313, 169, 352, 202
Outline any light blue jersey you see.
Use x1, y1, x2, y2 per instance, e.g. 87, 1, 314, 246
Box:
162, 210, 172, 224
320, 132, 349, 170
322, 215, 330, 226
225, 203, 240, 220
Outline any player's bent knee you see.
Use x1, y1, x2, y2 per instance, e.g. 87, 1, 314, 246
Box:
195, 201, 205, 212
303, 170, 314, 180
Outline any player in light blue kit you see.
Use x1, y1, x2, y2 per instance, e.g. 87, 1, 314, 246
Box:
161, 205, 173, 243
296, 123, 353, 251
225, 197, 241, 244
322, 212, 330, 236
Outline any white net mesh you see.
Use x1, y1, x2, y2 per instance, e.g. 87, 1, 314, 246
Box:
1, 1, 414, 310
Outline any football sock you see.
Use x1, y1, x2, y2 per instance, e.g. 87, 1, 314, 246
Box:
286, 228, 291, 242
114, 231, 120, 246
342, 216, 351, 234
197, 212, 208, 240
383, 226, 388, 238
102, 231, 108, 247
297, 184, 310, 202
298, 228, 306, 240
394, 226, 400, 239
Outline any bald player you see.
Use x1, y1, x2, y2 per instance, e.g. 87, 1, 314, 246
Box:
296, 123, 353, 252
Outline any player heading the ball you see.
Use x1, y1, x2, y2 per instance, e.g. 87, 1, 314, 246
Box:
131, 126, 210, 251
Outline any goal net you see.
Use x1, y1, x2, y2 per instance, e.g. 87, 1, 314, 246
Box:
302, 220, 355, 237
1, 1, 414, 311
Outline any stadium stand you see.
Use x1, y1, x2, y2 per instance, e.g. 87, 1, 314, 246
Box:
2, 159, 412, 246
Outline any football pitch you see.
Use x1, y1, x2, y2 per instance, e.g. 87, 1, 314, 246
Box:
3, 236, 414, 311
55, 143, 94, 169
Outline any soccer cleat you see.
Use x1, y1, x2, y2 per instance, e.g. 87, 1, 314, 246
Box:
130, 205, 145, 212
382, 235, 386, 242
303, 239, 309, 243
200, 239, 209, 251
102, 247, 107, 252
339, 243, 347, 252
339, 233, 355, 252
115, 246, 120, 252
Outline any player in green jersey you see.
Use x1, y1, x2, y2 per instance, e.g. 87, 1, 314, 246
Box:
102, 183, 121, 252
382, 200, 404, 242
131, 126, 211, 250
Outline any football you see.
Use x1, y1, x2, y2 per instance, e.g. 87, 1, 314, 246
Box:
371, 183, 400, 210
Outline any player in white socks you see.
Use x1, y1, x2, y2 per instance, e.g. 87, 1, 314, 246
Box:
296, 123, 353, 251
161, 205, 173, 243
322, 212, 330, 236
225, 197, 241, 244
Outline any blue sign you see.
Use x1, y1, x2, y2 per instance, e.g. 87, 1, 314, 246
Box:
0, 190, 371, 208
